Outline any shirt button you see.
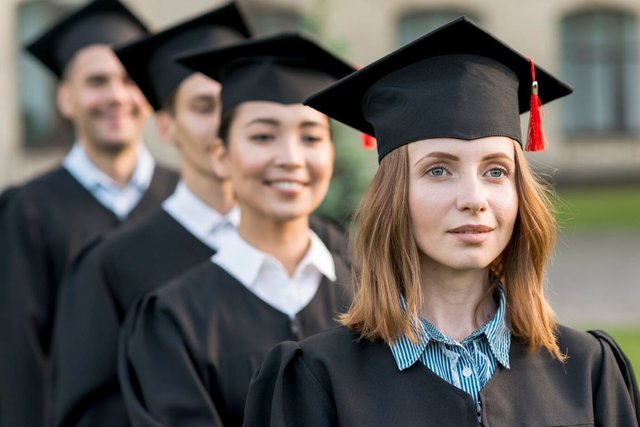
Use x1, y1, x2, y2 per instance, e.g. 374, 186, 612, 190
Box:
462, 367, 473, 378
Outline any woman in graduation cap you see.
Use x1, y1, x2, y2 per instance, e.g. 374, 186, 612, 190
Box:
243, 18, 640, 427
117, 33, 356, 427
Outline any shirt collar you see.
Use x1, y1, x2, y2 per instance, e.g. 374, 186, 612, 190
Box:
63, 142, 155, 192
162, 181, 239, 248
389, 285, 511, 371
211, 229, 336, 288
481, 285, 511, 368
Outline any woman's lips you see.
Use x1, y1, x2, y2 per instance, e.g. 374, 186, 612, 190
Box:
448, 225, 494, 244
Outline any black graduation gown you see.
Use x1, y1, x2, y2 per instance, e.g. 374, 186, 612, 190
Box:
49, 211, 348, 427
244, 325, 640, 427
49, 209, 214, 427
119, 258, 352, 427
0, 166, 178, 427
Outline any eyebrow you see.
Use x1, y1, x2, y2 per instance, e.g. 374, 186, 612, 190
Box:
415, 151, 514, 166
245, 118, 280, 128
300, 120, 328, 129
244, 119, 329, 129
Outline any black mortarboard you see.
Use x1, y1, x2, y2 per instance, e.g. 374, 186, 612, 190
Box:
175, 33, 356, 114
24, 0, 149, 79
304, 17, 573, 161
115, 2, 251, 111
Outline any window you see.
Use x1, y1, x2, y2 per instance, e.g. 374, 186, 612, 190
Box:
397, 10, 480, 47
561, 10, 639, 137
18, 1, 74, 149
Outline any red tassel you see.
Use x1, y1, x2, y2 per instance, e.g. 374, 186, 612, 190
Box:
361, 133, 376, 149
526, 58, 546, 152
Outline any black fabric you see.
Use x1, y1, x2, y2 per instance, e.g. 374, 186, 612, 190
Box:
175, 33, 355, 114
25, 0, 148, 78
0, 186, 18, 210
245, 325, 640, 426
304, 16, 573, 161
115, 2, 251, 111
364, 55, 521, 156
119, 259, 352, 427
0, 166, 177, 427
588, 330, 640, 425
50, 210, 213, 427
49, 209, 347, 427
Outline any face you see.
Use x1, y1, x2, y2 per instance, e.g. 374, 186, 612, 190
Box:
57, 45, 151, 151
407, 136, 518, 274
157, 73, 222, 178
214, 101, 334, 223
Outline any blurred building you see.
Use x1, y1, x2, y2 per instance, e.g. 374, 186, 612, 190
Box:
2, 0, 640, 191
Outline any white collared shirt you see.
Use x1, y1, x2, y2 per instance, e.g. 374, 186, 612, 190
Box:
212, 230, 336, 319
162, 181, 239, 250
63, 142, 155, 219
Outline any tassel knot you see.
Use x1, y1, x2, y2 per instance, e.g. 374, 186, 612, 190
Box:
526, 58, 546, 152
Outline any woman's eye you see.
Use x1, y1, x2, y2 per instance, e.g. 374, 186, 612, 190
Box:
486, 167, 508, 178
426, 167, 447, 177
249, 133, 274, 142
302, 135, 322, 144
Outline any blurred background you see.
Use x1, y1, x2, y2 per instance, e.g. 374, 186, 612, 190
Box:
1, 0, 638, 374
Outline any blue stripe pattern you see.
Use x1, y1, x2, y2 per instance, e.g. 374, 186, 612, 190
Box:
389, 286, 511, 403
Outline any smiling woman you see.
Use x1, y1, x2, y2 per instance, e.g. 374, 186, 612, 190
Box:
218, 102, 334, 236
117, 33, 356, 427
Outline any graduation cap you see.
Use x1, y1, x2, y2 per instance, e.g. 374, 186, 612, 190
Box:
25, 0, 149, 79
304, 17, 573, 161
175, 33, 356, 114
115, 2, 252, 111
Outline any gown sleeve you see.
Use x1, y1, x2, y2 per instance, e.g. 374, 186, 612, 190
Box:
49, 247, 127, 427
589, 330, 640, 426
243, 341, 338, 427
118, 292, 223, 427
0, 192, 52, 427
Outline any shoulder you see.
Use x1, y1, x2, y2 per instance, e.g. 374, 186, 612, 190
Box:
129, 262, 232, 344
8, 168, 71, 208
255, 326, 357, 372
17, 167, 73, 196
148, 261, 231, 314
99, 209, 169, 254
69, 210, 164, 268
556, 324, 604, 363
272, 326, 382, 373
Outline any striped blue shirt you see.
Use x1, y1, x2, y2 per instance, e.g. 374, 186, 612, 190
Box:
389, 286, 511, 404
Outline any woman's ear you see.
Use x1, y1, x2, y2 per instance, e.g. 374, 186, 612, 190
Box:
155, 111, 176, 145
210, 137, 231, 179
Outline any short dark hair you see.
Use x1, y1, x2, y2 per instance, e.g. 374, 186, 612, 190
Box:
217, 107, 237, 146
160, 89, 178, 115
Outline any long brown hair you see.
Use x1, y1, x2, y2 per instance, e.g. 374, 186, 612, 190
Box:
341, 141, 564, 360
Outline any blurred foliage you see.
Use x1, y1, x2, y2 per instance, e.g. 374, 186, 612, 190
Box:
317, 123, 377, 226
302, 0, 378, 226
555, 186, 640, 231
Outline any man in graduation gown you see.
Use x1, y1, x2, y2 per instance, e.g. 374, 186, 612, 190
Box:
47, 5, 253, 427
0, 1, 179, 426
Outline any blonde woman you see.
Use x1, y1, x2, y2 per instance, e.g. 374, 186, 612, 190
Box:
244, 18, 639, 426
